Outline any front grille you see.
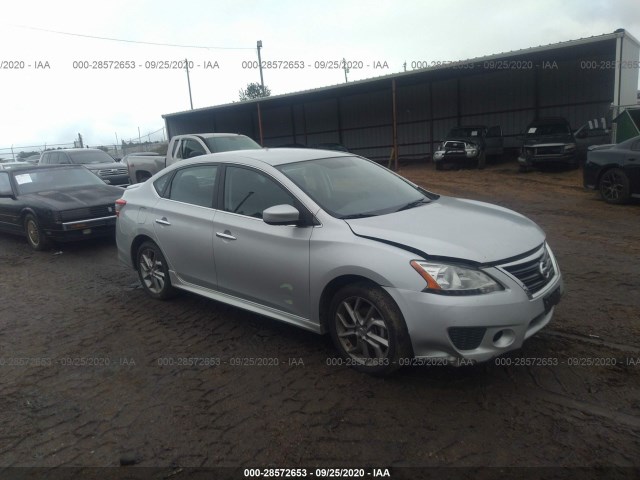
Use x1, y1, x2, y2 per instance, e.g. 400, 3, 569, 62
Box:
448, 327, 486, 351
97, 168, 128, 176
59, 204, 114, 222
534, 146, 563, 155
502, 247, 555, 295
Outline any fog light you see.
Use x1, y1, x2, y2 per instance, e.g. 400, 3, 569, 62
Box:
493, 329, 515, 348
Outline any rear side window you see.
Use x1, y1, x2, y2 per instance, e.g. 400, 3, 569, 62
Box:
153, 172, 172, 195
166, 165, 218, 208
0, 172, 11, 192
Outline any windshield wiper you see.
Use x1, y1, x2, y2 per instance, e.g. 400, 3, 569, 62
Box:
396, 198, 430, 212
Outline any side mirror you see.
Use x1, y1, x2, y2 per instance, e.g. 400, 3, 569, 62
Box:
263, 204, 300, 225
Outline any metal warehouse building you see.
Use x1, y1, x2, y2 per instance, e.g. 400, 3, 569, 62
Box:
163, 29, 639, 167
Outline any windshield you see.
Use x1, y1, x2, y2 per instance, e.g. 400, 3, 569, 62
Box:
527, 123, 571, 136
14, 167, 106, 194
278, 156, 434, 218
67, 150, 116, 164
205, 136, 261, 153
448, 127, 484, 138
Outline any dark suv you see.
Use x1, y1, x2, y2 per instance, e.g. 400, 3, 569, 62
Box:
39, 149, 129, 186
518, 117, 577, 171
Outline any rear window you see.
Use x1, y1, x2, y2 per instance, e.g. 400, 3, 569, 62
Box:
67, 150, 116, 164
204, 136, 261, 153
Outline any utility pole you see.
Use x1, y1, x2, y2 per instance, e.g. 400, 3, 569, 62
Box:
343, 57, 349, 83
115, 132, 119, 156
78, 133, 83, 148
138, 127, 142, 146
257, 40, 265, 94
185, 58, 193, 109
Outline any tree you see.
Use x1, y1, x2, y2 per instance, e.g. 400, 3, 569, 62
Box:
18, 151, 40, 159
239, 82, 271, 101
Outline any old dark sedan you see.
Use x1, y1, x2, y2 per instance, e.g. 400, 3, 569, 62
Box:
0, 164, 124, 250
583, 135, 640, 204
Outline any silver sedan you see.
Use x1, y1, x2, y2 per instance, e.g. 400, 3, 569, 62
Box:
115, 149, 563, 375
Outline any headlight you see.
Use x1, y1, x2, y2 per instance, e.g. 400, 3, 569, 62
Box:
410, 260, 503, 295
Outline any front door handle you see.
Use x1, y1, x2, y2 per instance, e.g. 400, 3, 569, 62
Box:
216, 230, 237, 240
155, 217, 171, 226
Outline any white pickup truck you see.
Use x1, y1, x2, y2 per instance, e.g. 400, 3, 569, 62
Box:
124, 133, 261, 183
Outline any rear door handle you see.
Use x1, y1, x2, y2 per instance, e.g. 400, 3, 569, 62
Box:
155, 217, 171, 225
216, 231, 237, 240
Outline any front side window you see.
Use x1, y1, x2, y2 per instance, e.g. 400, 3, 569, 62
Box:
223, 166, 294, 218
166, 165, 217, 208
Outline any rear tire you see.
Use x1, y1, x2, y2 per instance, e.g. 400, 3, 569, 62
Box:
599, 168, 630, 204
24, 214, 51, 251
328, 282, 412, 376
435, 162, 443, 171
136, 241, 176, 300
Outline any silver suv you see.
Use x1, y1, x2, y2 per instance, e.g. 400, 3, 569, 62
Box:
116, 149, 563, 375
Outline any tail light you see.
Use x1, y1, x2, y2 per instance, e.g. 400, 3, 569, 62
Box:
115, 198, 127, 218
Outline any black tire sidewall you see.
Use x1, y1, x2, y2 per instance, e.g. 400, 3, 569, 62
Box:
600, 168, 630, 204
328, 282, 411, 375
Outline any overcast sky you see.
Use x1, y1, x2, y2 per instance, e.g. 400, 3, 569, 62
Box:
1, 0, 639, 156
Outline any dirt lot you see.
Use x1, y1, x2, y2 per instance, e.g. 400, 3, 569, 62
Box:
0, 159, 638, 479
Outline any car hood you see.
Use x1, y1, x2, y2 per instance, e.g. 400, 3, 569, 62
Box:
82, 162, 123, 170
524, 134, 574, 146
21, 186, 124, 210
444, 137, 482, 146
344, 196, 544, 264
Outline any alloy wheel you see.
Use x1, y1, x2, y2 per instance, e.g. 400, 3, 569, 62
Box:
139, 248, 166, 294
335, 296, 390, 363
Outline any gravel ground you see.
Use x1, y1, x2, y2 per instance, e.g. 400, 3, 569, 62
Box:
0, 159, 638, 479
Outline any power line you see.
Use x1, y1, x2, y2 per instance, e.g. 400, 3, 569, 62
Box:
13, 24, 255, 50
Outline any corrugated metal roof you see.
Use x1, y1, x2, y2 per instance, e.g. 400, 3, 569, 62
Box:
163, 29, 639, 119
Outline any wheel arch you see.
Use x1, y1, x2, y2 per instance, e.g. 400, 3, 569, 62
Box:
317, 274, 384, 333
130, 234, 156, 268
595, 163, 624, 187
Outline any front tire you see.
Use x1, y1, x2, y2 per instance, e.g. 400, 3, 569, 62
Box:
477, 151, 486, 170
599, 168, 630, 204
136, 241, 176, 299
328, 282, 412, 375
24, 214, 51, 251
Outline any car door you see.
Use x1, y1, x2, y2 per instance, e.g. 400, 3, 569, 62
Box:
152, 164, 219, 289
485, 125, 503, 156
0, 171, 22, 233
626, 139, 640, 194
213, 165, 313, 318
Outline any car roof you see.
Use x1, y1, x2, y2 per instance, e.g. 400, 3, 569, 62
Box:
6, 164, 86, 173
177, 133, 248, 139
43, 148, 106, 153
186, 147, 353, 167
